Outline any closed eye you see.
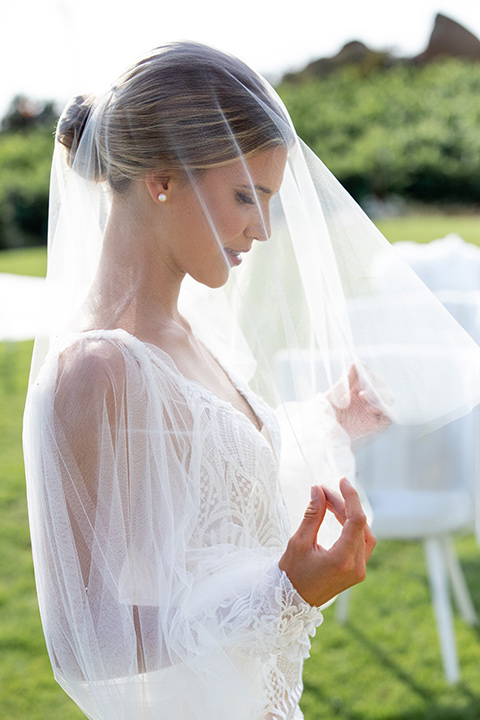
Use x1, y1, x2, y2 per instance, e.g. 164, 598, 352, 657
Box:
235, 191, 255, 206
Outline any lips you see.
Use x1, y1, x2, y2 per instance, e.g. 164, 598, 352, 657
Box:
224, 247, 246, 266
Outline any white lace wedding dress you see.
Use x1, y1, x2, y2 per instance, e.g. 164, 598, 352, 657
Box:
24, 328, 326, 720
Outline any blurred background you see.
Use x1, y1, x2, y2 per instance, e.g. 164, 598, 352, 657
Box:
1, 1, 480, 718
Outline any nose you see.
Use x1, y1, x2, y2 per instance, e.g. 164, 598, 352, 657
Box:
246, 205, 271, 243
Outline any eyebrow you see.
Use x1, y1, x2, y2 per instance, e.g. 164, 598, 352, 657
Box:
239, 184, 273, 196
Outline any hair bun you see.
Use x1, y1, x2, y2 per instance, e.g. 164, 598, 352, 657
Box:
58, 95, 94, 153
57, 95, 104, 179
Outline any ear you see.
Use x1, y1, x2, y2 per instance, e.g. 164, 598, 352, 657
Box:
145, 172, 171, 204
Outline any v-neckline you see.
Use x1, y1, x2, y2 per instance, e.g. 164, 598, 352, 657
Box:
143, 337, 266, 436
71, 328, 270, 443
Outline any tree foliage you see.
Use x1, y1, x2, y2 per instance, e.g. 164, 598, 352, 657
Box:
277, 58, 480, 204
1, 95, 58, 134
1, 60, 480, 249
0, 98, 56, 249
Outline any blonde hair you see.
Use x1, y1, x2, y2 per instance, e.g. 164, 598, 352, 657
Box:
58, 42, 291, 192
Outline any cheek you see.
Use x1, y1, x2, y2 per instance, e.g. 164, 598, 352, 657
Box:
179, 200, 219, 249
190, 183, 245, 242
211, 202, 246, 239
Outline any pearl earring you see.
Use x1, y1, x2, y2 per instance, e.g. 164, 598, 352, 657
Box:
157, 193, 167, 202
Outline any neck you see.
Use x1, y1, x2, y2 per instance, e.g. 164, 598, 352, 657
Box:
85, 191, 185, 333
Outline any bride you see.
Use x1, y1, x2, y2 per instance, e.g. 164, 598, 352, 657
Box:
23, 41, 478, 720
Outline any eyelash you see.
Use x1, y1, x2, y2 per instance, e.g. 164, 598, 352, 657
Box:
235, 191, 255, 206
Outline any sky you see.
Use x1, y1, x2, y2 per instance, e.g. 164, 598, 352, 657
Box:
2, 0, 480, 117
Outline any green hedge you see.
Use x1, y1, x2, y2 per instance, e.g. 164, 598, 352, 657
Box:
277, 59, 480, 203
1, 59, 480, 250
0, 129, 53, 250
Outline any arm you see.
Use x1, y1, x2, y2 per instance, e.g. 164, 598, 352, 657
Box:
27, 334, 323, 684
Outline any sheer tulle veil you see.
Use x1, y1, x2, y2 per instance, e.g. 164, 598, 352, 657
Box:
23, 41, 480, 720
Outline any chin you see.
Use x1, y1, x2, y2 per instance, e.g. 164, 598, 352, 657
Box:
204, 275, 229, 290
192, 265, 230, 290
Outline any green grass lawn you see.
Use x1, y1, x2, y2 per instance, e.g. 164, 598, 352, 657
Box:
0, 246, 47, 277
0, 339, 84, 720
1, 224, 480, 720
0, 211, 478, 281
376, 214, 480, 246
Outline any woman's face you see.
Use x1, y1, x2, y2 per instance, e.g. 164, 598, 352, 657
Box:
163, 145, 288, 288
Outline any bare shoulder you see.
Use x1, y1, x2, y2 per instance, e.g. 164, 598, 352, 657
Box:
57, 335, 128, 391
52, 335, 141, 420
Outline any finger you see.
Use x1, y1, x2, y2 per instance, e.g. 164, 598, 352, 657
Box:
364, 525, 377, 562
338, 479, 376, 563
324, 480, 373, 564
324, 478, 363, 523
293, 485, 328, 548
332, 478, 368, 549
348, 365, 362, 393
348, 364, 359, 383
325, 478, 367, 527
340, 477, 364, 512
321, 484, 347, 525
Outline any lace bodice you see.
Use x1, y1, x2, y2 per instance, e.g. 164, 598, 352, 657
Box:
24, 329, 324, 720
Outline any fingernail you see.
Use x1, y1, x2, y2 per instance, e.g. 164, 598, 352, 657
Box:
342, 477, 352, 487
311, 485, 318, 501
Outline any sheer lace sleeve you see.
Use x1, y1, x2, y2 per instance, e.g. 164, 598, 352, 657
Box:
24, 330, 322, 720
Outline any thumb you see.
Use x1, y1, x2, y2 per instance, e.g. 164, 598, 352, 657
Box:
294, 485, 327, 546
348, 363, 359, 384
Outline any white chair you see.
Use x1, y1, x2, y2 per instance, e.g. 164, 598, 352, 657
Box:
336, 237, 480, 683
337, 404, 479, 683
275, 343, 479, 682
275, 236, 480, 682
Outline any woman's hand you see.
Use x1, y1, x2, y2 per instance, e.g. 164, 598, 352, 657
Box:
328, 365, 391, 441
278, 478, 376, 607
